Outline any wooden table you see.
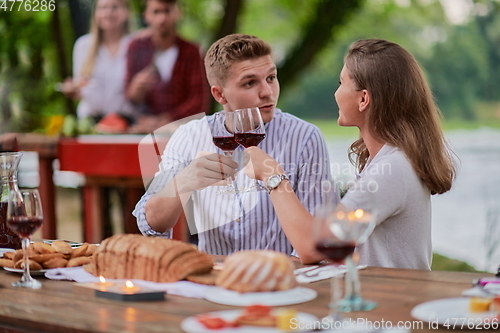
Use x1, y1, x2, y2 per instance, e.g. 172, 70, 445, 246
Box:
58, 135, 188, 244
0, 266, 493, 333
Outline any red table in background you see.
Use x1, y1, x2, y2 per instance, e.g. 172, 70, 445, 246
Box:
58, 135, 188, 244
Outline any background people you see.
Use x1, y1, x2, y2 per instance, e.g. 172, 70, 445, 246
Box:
62, 0, 136, 125
125, 0, 210, 133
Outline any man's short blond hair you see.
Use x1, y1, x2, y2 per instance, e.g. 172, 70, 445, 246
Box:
204, 34, 273, 86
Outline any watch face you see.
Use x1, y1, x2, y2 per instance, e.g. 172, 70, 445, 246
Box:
268, 176, 280, 188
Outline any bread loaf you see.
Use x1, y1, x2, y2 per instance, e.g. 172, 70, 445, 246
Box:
86, 234, 214, 283
216, 250, 297, 293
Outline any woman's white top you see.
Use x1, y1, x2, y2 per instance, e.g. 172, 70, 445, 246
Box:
73, 34, 135, 118
341, 144, 432, 270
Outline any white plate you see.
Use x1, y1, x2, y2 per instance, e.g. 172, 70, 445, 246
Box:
42, 240, 84, 248
411, 297, 498, 328
0, 248, 15, 257
181, 310, 317, 333
204, 287, 317, 306
3, 267, 49, 276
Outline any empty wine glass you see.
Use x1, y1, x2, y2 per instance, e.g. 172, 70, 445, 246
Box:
233, 107, 266, 192
211, 111, 239, 194
7, 188, 44, 289
333, 192, 377, 312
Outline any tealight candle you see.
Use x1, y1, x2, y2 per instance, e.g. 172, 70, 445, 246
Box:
97, 276, 114, 289
121, 280, 141, 293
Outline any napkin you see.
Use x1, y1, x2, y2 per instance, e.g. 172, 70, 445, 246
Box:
45, 267, 215, 299
294, 265, 367, 283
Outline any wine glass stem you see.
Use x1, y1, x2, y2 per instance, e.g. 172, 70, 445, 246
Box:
344, 254, 361, 300
223, 151, 235, 189
329, 264, 342, 321
21, 237, 31, 282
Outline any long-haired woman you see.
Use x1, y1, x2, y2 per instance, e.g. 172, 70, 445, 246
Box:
63, 0, 135, 122
243, 39, 456, 269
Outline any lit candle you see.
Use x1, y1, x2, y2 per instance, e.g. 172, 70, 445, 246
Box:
95, 276, 113, 289
121, 280, 141, 293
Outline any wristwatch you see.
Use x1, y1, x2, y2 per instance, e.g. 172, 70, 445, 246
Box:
266, 174, 289, 193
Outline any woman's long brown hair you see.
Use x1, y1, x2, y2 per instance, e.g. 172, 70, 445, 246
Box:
345, 39, 456, 195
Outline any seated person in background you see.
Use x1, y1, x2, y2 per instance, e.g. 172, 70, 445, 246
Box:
244, 39, 456, 270
133, 34, 334, 264
125, 0, 210, 133
62, 0, 136, 128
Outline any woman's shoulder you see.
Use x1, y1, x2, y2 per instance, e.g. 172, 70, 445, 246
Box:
367, 145, 416, 179
373, 145, 407, 163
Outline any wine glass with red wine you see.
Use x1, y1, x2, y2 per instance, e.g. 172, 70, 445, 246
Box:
328, 193, 377, 313
233, 107, 267, 192
313, 188, 347, 323
211, 111, 239, 194
7, 188, 43, 289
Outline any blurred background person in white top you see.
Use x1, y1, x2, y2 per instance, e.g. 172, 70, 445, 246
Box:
61, 0, 136, 125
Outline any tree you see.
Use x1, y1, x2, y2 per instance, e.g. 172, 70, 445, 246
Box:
474, 0, 500, 101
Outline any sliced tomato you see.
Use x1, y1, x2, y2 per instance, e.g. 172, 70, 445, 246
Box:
197, 315, 230, 330
244, 304, 272, 316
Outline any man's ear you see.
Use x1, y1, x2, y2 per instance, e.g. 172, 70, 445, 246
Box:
359, 89, 370, 112
211, 86, 226, 105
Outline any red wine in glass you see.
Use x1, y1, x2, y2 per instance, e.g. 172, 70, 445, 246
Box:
213, 136, 239, 151
7, 188, 43, 289
315, 241, 356, 265
7, 216, 43, 239
234, 133, 266, 148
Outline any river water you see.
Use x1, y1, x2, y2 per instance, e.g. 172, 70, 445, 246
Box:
325, 128, 500, 272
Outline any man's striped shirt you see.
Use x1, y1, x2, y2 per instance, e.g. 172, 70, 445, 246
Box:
133, 109, 332, 256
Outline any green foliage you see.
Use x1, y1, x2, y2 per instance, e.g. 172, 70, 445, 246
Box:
2, 0, 365, 131
3, 0, 500, 132
475, 0, 500, 101
432, 253, 482, 272
0, 7, 60, 132
280, 0, 500, 122
423, 25, 488, 120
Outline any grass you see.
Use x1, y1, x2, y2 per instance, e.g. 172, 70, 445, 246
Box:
305, 118, 500, 138
432, 253, 483, 273
305, 119, 358, 138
